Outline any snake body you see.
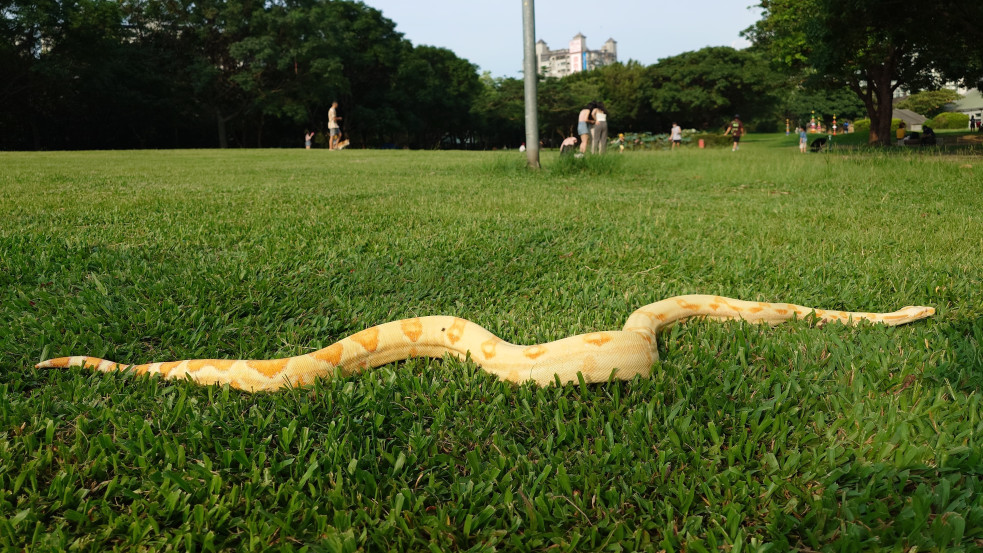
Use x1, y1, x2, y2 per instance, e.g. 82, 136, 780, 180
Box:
36, 295, 934, 392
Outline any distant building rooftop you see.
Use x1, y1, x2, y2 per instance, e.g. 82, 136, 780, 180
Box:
893, 109, 927, 131
947, 89, 983, 112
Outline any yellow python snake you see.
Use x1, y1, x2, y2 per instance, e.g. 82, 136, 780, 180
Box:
37, 295, 934, 392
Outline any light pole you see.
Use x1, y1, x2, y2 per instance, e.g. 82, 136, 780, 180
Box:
521, 0, 540, 168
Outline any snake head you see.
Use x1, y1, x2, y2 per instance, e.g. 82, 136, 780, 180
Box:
896, 305, 936, 323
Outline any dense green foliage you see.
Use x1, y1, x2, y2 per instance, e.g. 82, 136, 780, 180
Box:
4, 0, 982, 150
646, 47, 780, 131
897, 90, 963, 118
850, 118, 905, 135
2, 140, 983, 550
779, 86, 866, 131
745, 0, 983, 145
0, 0, 482, 150
0, 0, 788, 151
927, 112, 971, 130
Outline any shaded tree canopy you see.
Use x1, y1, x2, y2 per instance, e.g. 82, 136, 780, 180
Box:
745, 0, 983, 145
5, 0, 980, 150
0, 0, 480, 149
896, 89, 962, 119
648, 46, 781, 130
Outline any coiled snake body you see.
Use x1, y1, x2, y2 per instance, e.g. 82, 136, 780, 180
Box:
37, 295, 934, 392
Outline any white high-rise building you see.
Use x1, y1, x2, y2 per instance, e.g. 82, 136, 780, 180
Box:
536, 34, 617, 78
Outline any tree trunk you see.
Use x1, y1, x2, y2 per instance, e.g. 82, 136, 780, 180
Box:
216, 108, 228, 149
30, 117, 41, 150
862, 48, 898, 146
256, 113, 264, 148
870, 73, 895, 147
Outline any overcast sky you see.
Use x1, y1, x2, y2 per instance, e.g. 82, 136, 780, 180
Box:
361, 0, 764, 78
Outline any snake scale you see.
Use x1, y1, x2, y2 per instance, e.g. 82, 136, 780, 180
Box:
37, 295, 934, 392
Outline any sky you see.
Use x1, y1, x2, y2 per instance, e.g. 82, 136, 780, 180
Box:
361, 0, 764, 78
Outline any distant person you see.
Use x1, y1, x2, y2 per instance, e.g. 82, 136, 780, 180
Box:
559, 135, 578, 155
577, 102, 596, 156
971, 115, 976, 131
519, 143, 526, 152
896, 121, 906, 146
305, 131, 314, 149
591, 102, 609, 154
799, 127, 808, 153
670, 123, 682, 150
616, 133, 626, 153
328, 101, 342, 150
723, 115, 744, 151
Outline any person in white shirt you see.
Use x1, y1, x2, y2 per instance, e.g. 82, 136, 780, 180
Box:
591, 102, 609, 154
328, 101, 342, 150
670, 123, 682, 150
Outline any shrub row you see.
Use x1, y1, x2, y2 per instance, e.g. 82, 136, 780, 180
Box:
852, 112, 971, 132
925, 112, 970, 129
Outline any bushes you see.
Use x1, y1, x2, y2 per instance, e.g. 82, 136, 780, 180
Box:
850, 118, 919, 133
616, 131, 732, 149
856, 113, 971, 133
925, 112, 970, 130
692, 132, 734, 147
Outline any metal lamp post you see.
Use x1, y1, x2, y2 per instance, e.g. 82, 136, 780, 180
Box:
521, 0, 540, 168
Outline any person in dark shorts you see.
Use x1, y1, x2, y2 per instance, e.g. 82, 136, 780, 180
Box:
328, 101, 342, 150
723, 115, 744, 151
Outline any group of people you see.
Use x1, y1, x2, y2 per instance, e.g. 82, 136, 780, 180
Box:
572, 101, 610, 156
562, 111, 737, 154
304, 101, 345, 150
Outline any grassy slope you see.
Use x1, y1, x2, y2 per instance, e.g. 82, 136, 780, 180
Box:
1, 141, 982, 551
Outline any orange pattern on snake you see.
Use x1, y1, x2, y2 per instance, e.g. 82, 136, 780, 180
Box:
36, 295, 934, 392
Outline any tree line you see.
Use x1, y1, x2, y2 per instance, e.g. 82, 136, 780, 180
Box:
2, 0, 486, 149
2, 0, 980, 150
746, 0, 983, 145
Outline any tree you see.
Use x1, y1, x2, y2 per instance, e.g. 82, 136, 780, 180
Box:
648, 46, 780, 131
393, 45, 482, 148
563, 61, 656, 134
896, 89, 961, 118
746, 0, 983, 145
591, 61, 657, 133
781, 86, 865, 129
471, 75, 524, 148
537, 75, 599, 141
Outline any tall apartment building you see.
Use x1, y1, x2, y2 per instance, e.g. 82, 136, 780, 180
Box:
536, 34, 617, 78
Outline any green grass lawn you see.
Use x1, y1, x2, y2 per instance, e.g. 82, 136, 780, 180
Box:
767, 128, 983, 150
2, 139, 982, 551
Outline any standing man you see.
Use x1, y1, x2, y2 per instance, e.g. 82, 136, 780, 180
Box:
723, 115, 744, 151
670, 122, 682, 150
328, 101, 342, 150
